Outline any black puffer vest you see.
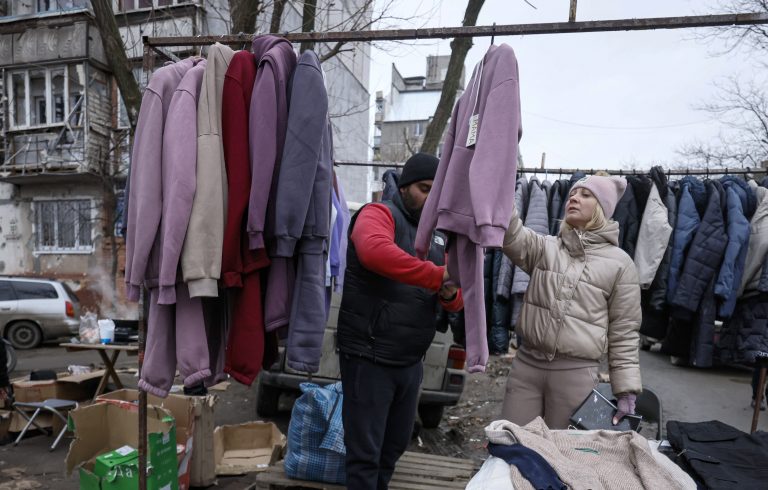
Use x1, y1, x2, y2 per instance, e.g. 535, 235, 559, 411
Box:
337, 195, 445, 366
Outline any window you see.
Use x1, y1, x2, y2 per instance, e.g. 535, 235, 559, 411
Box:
35, 200, 93, 252
36, 0, 88, 13
414, 122, 423, 137
0, 281, 15, 302
13, 281, 58, 300
7, 64, 85, 129
118, 0, 191, 11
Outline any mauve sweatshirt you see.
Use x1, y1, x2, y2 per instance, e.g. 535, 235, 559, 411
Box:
157, 60, 207, 305
415, 44, 522, 255
125, 58, 199, 300
247, 36, 297, 251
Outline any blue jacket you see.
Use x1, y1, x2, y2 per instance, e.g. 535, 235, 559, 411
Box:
715, 177, 756, 318
671, 181, 728, 317
666, 176, 707, 304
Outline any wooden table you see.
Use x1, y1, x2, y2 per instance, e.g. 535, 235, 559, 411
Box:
59, 343, 139, 400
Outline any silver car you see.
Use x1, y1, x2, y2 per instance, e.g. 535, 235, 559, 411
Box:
0, 277, 80, 349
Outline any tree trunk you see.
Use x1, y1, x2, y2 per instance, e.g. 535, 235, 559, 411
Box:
230, 0, 262, 35
301, 0, 318, 53
420, 0, 486, 155
270, 0, 287, 33
90, 0, 141, 131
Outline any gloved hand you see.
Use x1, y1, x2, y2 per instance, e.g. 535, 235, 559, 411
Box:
612, 393, 637, 425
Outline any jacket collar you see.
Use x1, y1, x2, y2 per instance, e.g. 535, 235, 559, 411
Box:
560, 221, 620, 256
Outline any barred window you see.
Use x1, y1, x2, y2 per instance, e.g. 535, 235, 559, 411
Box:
35, 199, 93, 252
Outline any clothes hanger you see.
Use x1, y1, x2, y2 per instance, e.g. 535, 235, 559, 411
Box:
491, 23, 496, 46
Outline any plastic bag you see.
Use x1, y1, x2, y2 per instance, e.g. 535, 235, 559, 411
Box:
79, 312, 100, 344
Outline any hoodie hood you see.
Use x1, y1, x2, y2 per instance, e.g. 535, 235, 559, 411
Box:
251, 35, 293, 63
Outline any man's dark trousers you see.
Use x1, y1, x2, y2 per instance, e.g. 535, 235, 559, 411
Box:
340, 354, 422, 490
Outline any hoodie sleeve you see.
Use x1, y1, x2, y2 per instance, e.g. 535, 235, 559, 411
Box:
272, 62, 328, 257
157, 82, 200, 305
468, 77, 522, 247
247, 63, 279, 251
124, 88, 164, 301
414, 103, 458, 259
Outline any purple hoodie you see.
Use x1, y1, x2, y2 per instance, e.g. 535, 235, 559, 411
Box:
247, 36, 297, 251
415, 44, 522, 256
157, 60, 207, 305
125, 57, 199, 301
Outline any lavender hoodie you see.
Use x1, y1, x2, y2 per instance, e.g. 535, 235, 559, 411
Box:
157, 60, 207, 305
125, 58, 199, 300
415, 44, 522, 256
247, 36, 297, 251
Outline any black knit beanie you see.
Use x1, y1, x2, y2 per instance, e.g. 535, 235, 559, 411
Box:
398, 153, 439, 188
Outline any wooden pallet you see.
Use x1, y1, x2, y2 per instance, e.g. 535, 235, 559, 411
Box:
251, 451, 479, 489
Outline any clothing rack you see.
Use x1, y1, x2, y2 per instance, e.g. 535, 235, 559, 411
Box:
136, 11, 768, 488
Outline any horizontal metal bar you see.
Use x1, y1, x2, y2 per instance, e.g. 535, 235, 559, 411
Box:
144, 12, 768, 47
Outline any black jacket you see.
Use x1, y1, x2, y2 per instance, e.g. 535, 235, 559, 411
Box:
717, 293, 768, 365
0, 340, 8, 387
612, 181, 640, 259
646, 166, 677, 311
337, 194, 445, 366
667, 419, 768, 489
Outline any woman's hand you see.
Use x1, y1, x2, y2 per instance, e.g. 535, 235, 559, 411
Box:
612, 393, 637, 425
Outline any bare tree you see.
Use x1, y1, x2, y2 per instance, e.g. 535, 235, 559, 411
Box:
230, 0, 266, 34
91, 0, 141, 131
679, 0, 768, 168
421, 0, 485, 155
271, 0, 288, 32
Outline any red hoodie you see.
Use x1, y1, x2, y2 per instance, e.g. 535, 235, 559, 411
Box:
221, 51, 270, 288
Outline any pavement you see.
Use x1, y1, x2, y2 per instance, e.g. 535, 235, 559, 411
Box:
0, 344, 765, 489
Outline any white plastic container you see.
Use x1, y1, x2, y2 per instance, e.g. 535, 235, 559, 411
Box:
98, 319, 116, 344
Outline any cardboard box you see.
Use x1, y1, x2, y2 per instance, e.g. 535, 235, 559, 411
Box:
213, 422, 285, 476
66, 403, 178, 490
96, 389, 217, 488
12, 371, 104, 403
0, 410, 10, 440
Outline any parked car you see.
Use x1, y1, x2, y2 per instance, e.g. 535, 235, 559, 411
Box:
0, 277, 81, 349
257, 201, 466, 428
3, 339, 16, 374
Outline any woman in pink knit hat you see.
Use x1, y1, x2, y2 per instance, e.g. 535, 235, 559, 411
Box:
500, 175, 642, 429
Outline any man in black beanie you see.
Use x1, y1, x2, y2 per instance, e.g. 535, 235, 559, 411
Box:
336, 153, 463, 489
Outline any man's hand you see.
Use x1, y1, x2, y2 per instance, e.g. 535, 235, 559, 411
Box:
443, 268, 449, 283
439, 282, 458, 301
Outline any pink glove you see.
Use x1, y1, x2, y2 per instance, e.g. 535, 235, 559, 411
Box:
612, 393, 637, 425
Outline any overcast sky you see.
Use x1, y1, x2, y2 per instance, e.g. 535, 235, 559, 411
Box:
368, 0, 760, 172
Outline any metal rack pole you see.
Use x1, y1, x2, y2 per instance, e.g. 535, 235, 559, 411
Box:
143, 12, 768, 47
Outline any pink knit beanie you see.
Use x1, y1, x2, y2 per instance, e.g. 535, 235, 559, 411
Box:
569, 175, 627, 219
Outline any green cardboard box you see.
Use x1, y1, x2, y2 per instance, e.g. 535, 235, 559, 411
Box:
66, 403, 179, 490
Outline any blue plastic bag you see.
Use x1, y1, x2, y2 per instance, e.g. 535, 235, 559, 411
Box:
284, 382, 346, 484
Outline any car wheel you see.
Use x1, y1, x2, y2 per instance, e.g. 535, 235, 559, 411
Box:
5, 321, 43, 350
256, 381, 281, 417
418, 404, 444, 429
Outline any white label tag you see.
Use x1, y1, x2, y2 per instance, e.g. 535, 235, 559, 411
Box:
116, 445, 135, 456
466, 113, 479, 147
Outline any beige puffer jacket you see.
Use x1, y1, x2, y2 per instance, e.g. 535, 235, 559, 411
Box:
503, 208, 642, 394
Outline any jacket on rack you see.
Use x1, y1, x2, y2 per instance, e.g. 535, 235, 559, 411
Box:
612, 182, 640, 259
627, 175, 653, 219
181, 43, 234, 298
381, 169, 400, 202
415, 44, 522, 373
488, 249, 510, 354
634, 183, 673, 289
125, 57, 197, 301
247, 36, 297, 251
220, 50, 271, 386
502, 207, 642, 395
270, 50, 332, 372
645, 166, 677, 312
157, 60, 207, 305
509, 177, 531, 295
666, 176, 707, 303
717, 293, 768, 365
740, 184, 768, 295
760, 254, 768, 292
715, 176, 756, 318
670, 180, 727, 317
